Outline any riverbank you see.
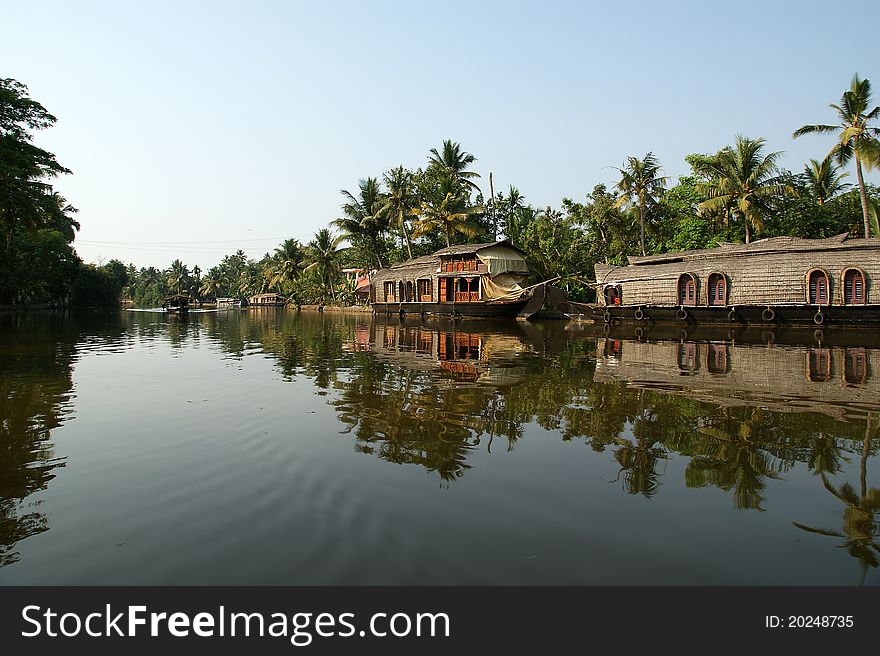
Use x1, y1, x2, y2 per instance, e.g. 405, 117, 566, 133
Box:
297, 304, 372, 314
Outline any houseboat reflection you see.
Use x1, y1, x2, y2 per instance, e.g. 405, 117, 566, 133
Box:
594, 336, 880, 421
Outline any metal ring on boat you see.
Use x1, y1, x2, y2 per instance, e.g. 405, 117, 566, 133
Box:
762, 307, 776, 322
813, 311, 825, 325
603, 309, 612, 323
676, 307, 688, 321
727, 308, 737, 322
634, 307, 644, 321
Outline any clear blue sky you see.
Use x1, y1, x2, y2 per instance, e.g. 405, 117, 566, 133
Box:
2, 0, 878, 269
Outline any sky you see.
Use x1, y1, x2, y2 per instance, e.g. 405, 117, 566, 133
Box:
2, 0, 879, 270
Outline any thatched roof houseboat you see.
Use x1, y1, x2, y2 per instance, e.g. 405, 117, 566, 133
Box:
248, 292, 286, 307
162, 294, 190, 313
592, 234, 880, 326
370, 240, 532, 318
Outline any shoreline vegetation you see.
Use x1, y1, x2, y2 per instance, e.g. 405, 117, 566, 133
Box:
3, 76, 880, 311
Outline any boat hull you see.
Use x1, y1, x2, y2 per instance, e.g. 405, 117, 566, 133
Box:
572, 303, 880, 326
371, 299, 529, 318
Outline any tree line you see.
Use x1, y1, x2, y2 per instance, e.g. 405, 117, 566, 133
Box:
3, 75, 880, 306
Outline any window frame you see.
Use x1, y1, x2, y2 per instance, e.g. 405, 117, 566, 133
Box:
706, 272, 728, 307
806, 268, 831, 306
841, 267, 867, 305
677, 273, 698, 307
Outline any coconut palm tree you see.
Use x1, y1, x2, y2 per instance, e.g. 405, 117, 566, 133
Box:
496, 185, 527, 241
413, 170, 479, 247
166, 259, 189, 295
379, 166, 418, 260
794, 75, 880, 237
199, 275, 220, 300
695, 136, 792, 244
613, 153, 667, 256
428, 140, 481, 193
269, 238, 305, 292
804, 157, 850, 205
334, 177, 388, 268
304, 228, 346, 302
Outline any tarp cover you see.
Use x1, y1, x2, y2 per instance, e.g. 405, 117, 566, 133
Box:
476, 245, 530, 277
481, 273, 527, 300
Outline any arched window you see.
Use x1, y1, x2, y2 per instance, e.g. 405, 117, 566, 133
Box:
604, 285, 622, 306
807, 348, 831, 382
707, 344, 729, 374
707, 273, 727, 306
677, 274, 697, 306
844, 347, 868, 384
842, 268, 866, 305
677, 343, 699, 372
807, 269, 830, 305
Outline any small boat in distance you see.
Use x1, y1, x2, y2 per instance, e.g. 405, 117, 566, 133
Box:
162, 294, 190, 314
582, 234, 880, 326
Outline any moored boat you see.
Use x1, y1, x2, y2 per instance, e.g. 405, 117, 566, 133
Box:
162, 294, 190, 313
370, 240, 532, 318
582, 234, 880, 326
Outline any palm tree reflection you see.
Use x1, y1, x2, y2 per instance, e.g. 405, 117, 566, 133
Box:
794, 416, 880, 583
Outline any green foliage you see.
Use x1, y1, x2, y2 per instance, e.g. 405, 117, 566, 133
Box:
0, 78, 78, 303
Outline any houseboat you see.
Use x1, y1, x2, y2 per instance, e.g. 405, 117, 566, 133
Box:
370, 241, 532, 318
248, 292, 287, 307
162, 294, 190, 313
589, 234, 880, 326
215, 297, 242, 309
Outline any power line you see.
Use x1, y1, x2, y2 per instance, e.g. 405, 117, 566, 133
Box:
77, 237, 292, 245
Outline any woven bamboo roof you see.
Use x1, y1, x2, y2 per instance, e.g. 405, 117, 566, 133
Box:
626, 234, 880, 266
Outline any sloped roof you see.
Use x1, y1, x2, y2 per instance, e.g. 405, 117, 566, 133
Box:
432, 240, 526, 257
625, 233, 880, 266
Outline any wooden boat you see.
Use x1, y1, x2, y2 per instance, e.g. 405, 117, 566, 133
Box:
162, 294, 190, 313
583, 234, 880, 326
370, 241, 532, 318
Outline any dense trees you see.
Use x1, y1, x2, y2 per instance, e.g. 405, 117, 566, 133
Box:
4, 74, 880, 308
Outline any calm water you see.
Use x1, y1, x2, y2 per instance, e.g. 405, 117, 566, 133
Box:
1, 309, 878, 585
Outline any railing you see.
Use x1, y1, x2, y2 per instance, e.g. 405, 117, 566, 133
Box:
442, 260, 484, 272
420, 294, 433, 302
454, 292, 480, 302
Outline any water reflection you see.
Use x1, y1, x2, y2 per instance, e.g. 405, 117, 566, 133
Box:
1, 310, 878, 583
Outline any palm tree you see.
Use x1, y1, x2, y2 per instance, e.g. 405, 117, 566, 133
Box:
334, 177, 388, 268
695, 136, 792, 244
804, 157, 849, 205
497, 185, 527, 241
379, 166, 418, 260
613, 153, 667, 256
428, 140, 481, 193
269, 238, 305, 292
413, 170, 479, 247
199, 275, 220, 300
166, 259, 189, 295
794, 75, 880, 237
304, 228, 346, 302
